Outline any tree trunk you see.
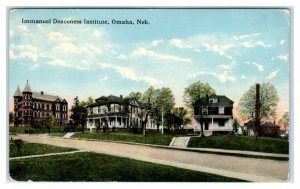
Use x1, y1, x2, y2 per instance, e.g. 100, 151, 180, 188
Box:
200, 119, 205, 137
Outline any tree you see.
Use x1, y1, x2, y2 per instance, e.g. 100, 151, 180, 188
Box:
127, 86, 175, 134
232, 118, 240, 134
279, 112, 289, 130
173, 107, 191, 130
42, 115, 55, 134
183, 81, 216, 110
128, 91, 143, 102
101, 106, 111, 133
238, 82, 279, 121
70, 96, 88, 133
136, 107, 150, 136
151, 87, 175, 134
9, 112, 14, 124
183, 81, 216, 137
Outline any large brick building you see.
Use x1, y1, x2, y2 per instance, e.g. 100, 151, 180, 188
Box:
13, 80, 68, 126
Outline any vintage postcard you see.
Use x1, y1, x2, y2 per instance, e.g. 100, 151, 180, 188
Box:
8, 8, 290, 182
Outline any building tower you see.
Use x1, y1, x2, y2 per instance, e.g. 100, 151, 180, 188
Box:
13, 86, 22, 126
22, 80, 33, 126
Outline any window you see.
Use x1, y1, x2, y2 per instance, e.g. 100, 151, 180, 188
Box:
219, 106, 224, 114
209, 98, 218, 103
45, 103, 47, 110
115, 104, 120, 112
219, 120, 225, 127
93, 107, 98, 114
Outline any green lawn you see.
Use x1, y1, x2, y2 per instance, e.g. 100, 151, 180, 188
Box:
9, 142, 76, 157
188, 135, 289, 154
10, 152, 245, 182
73, 131, 184, 146
9, 126, 64, 134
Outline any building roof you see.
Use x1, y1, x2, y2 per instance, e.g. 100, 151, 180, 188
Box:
23, 80, 32, 93
13, 86, 22, 97
90, 95, 141, 107
261, 122, 280, 128
32, 92, 66, 103
194, 94, 234, 107
95, 95, 125, 104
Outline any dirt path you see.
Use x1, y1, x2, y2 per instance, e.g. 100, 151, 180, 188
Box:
13, 134, 289, 182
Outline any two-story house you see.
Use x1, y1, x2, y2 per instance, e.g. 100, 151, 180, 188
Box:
193, 94, 234, 136
86, 95, 156, 131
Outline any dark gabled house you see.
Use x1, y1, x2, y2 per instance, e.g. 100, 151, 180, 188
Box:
86, 95, 156, 131
193, 94, 234, 135
13, 80, 68, 127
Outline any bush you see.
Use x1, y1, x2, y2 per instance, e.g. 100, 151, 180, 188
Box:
13, 139, 24, 154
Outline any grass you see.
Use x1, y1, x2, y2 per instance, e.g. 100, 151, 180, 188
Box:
9, 142, 76, 157
72, 131, 184, 146
9, 126, 64, 134
188, 135, 289, 154
9, 152, 245, 182
50, 133, 66, 137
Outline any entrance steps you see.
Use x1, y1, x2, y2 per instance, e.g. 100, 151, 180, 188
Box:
169, 137, 191, 148
63, 132, 76, 138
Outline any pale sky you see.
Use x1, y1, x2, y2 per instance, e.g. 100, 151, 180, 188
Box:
8, 9, 290, 120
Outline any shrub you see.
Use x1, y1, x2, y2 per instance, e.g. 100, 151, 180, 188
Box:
13, 139, 24, 154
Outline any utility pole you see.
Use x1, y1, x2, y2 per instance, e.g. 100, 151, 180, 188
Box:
255, 83, 261, 139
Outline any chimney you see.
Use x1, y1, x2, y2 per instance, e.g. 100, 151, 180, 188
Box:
120, 95, 123, 99
41, 91, 44, 95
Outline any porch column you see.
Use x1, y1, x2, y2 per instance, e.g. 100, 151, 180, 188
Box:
93, 119, 95, 127
212, 117, 214, 128
115, 116, 117, 126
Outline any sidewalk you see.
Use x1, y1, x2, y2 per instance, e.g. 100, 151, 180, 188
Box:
11, 134, 289, 182
9, 150, 87, 160
70, 136, 289, 160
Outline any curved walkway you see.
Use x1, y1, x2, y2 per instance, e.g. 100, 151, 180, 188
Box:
12, 134, 289, 182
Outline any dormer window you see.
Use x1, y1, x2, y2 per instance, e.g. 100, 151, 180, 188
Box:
209, 98, 218, 103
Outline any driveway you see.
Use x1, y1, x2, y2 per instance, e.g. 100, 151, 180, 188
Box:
12, 134, 289, 182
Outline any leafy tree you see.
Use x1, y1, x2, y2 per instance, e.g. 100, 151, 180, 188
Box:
70, 96, 88, 133
232, 118, 240, 134
151, 87, 175, 134
127, 86, 175, 134
42, 115, 56, 134
237, 82, 279, 121
173, 107, 191, 129
183, 81, 216, 137
183, 81, 216, 110
279, 112, 289, 130
136, 108, 150, 136
9, 112, 14, 124
128, 92, 143, 102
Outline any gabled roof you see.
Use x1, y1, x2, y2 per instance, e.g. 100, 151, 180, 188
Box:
13, 86, 22, 97
23, 80, 32, 93
32, 92, 65, 103
194, 95, 234, 107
